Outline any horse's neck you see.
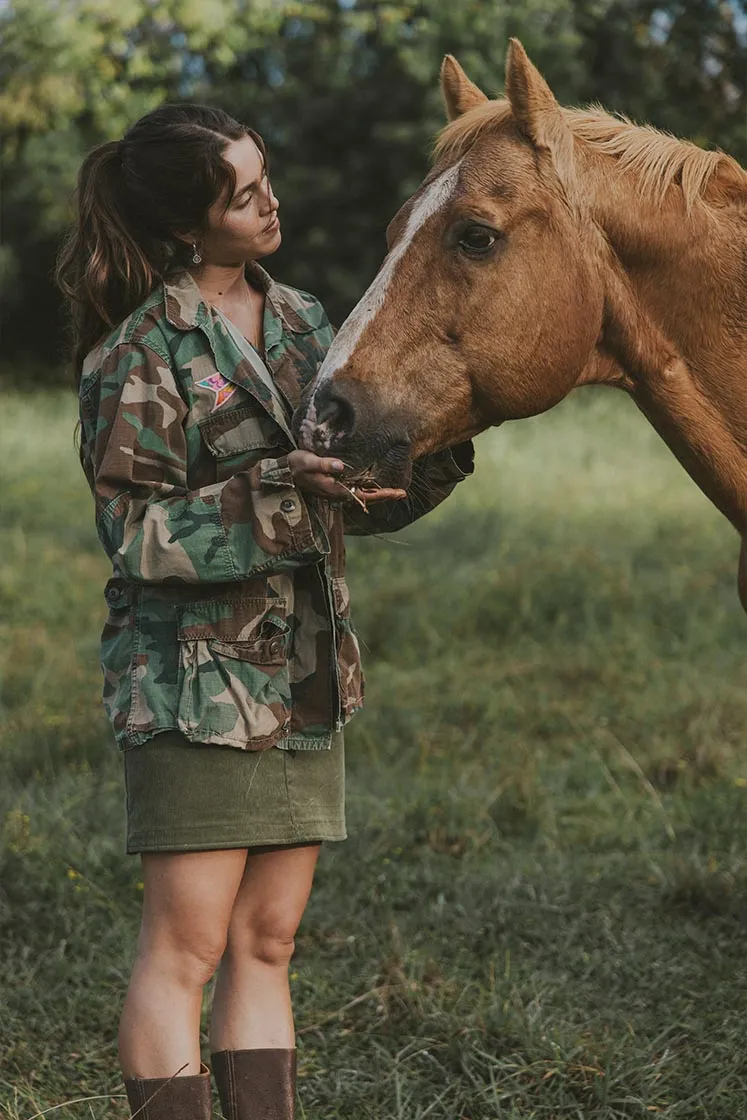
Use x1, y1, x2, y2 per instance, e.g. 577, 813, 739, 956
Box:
585, 158, 747, 533
589, 168, 747, 367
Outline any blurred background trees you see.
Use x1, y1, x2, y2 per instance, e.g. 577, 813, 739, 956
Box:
2, 0, 747, 379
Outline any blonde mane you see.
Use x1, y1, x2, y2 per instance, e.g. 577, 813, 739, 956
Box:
434, 100, 746, 209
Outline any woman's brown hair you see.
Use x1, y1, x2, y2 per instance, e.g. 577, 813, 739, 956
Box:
56, 104, 266, 383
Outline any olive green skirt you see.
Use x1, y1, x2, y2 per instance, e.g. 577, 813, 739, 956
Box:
122, 730, 346, 854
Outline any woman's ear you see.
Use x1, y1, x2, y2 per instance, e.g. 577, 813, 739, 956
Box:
172, 229, 196, 247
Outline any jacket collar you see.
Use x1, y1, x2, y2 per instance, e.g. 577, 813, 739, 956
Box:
163, 263, 315, 340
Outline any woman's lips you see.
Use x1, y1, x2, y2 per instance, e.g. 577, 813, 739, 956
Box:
264, 214, 280, 233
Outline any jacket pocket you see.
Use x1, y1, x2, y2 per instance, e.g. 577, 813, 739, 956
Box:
331, 576, 364, 720
176, 596, 292, 748
199, 404, 285, 476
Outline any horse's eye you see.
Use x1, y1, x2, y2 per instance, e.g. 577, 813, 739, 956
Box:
458, 226, 498, 257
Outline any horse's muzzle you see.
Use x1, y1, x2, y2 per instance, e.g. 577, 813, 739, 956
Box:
293, 378, 412, 488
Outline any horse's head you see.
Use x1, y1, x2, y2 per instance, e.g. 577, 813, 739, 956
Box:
295, 41, 616, 485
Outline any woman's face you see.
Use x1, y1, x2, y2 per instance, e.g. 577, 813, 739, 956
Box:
199, 134, 281, 265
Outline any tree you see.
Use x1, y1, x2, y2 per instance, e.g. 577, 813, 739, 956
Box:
0, 0, 284, 370
2, 0, 747, 376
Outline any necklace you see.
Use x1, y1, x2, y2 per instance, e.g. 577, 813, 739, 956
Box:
209, 279, 263, 352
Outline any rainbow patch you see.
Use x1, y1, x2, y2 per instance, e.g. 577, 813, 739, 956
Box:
196, 372, 238, 411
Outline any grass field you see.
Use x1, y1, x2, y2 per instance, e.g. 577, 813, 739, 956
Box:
1, 387, 746, 1120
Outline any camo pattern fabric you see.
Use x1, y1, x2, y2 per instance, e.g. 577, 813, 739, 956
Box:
78, 263, 474, 752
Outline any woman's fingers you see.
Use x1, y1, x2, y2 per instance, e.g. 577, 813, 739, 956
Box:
295, 474, 407, 502
355, 488, 407, 503
288, 451, 407, 503
295, 471, 351, 498
288, 450, 344, 477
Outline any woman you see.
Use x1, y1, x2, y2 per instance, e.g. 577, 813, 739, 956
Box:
57, 103, 473, 1120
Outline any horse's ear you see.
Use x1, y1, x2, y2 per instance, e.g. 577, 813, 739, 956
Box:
505, 38, 575, 184
441, 55, 489, 121
505, 39, 559, 145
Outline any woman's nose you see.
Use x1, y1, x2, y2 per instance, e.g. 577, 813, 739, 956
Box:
261, 177, 278, 213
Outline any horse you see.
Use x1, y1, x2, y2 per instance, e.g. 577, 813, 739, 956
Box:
294, 39, 747, 612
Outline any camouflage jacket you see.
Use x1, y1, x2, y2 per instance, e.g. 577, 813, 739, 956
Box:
79, 264, 474, 752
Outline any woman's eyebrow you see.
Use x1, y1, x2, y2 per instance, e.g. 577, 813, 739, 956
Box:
233, 177, 261, 201
233, 162, 267, 202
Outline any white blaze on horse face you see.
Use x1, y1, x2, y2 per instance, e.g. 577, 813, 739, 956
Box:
320, 160, 462, 381
300, 161, 462, 451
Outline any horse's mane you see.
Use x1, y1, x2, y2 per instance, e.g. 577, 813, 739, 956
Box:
434, 100, 746, 210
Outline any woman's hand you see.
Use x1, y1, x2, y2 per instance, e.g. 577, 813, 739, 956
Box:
287, 450, 406, 504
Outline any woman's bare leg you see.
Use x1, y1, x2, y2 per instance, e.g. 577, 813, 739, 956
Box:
119, 848, 248, 1078
209, 843, 321, 1050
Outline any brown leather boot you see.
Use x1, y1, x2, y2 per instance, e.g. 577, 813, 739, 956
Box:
124, 1061, 212, 1119
210, 1049, 296, 1120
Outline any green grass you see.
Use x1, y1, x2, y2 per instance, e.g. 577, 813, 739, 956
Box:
1, 387, 746, 1119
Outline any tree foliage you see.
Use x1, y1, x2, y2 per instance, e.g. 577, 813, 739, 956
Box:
2, 0, 747, 376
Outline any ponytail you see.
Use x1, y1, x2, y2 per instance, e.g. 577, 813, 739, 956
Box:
56, 140, 157, 383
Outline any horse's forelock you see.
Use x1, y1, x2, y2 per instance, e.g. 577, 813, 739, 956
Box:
433, 100, 513, 166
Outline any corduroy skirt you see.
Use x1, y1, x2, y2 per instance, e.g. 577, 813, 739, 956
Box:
122, 730, 346, 854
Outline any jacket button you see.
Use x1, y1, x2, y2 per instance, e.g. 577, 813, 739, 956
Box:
106, 587, 121, 603
280, 498, 296, 513
269, 638, 284, 657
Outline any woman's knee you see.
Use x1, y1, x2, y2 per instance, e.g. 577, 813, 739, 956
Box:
225, 911, 298, 968
137, 924, 228, 987
221, 845, 320, 968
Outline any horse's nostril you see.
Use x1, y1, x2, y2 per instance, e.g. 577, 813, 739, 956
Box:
316, 385, 357, 437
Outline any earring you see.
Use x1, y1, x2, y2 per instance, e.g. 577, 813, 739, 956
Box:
191, 243, 202, 265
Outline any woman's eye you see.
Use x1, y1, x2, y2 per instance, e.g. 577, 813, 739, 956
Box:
235, 195, 252, 210
458, 227, 498, 256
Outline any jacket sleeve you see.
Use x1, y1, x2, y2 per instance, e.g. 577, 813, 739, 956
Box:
79, 342, 328, 584
343, 441, 475, 536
